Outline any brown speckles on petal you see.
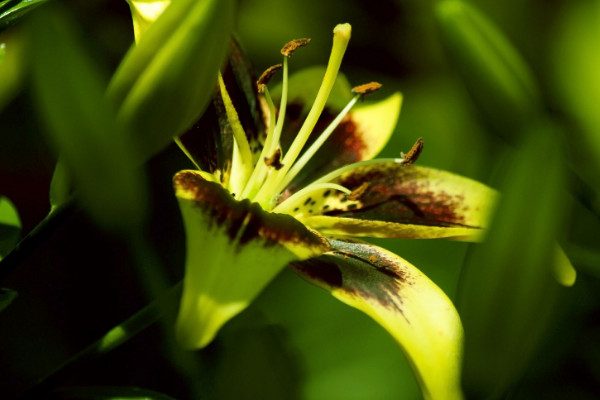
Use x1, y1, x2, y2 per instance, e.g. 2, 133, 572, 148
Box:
174, 170, 329, 253
291, 238, 414, 321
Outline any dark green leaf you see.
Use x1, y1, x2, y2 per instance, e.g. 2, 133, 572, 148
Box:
457, 121, 570, 398
435, 0, 540, 141
0, 0, 49, 33
28, 5, 146, 231
0, 287, 18, 312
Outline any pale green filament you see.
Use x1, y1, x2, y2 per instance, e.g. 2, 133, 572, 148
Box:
240, 86, 277, 198
253, 23, 352, 208
174, 137, 202, 170
268, 55, 289, 157
274, 94, 360, 194
218, 73, 253, 193
272, 183, 351, 214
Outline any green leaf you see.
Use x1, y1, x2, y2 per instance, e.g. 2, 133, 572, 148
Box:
292, 238, 464, 400
28, 5, 146, 231
107, 0, 235, 162
457, 123, 570, 398
435, 0, 540, 141
551, 0, 600, 197
173, 170, 329, 349
0, 196, 21, 259
0, 0, 49, 33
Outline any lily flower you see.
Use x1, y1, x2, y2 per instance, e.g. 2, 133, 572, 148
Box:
173, 23, 496, 400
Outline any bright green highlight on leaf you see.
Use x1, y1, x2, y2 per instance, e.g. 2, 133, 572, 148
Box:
0, 196, 21, 259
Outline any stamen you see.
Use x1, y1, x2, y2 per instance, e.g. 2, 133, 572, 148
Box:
274, 81, 381, 194
347, 182, 370, 201
254, 23, 352, 208
257, 64, 282, 93
352, 82, 382, 97
272, 182, 351, 214
264, 148, 284, 170
240, 58, 287, 198
281, 38, 311, 57
274, 93, 360, 193
401, 138, 424, 165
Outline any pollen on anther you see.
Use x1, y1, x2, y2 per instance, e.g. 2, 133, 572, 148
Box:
352, 82, 382, 96
257, 64, 283, 93
264, 148, 284, 170
401, 138, 424, 165
281, 38, 311, 57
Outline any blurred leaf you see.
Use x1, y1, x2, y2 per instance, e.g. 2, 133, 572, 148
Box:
29, 5, 146, 231
0, 0, 49, 33
0, 29, 26, 111
551, 0, 600, 197
457, 122, 569, 398
51, 386, 178, 400
107, 0, 235, 163
0, 196, 21, 259
435, 0, 540, 141
0, 287, 18, 312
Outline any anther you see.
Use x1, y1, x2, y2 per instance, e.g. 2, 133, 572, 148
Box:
401, 138, 424, 165
257, 64, 283, 93
264, 148, 284, 170
347, 182, 370, 201
281, 38, 311, 57
352, 82, 382, 97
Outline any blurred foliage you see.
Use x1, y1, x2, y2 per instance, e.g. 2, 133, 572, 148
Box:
0, 0, 599, 399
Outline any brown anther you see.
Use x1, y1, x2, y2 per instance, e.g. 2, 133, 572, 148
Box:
352, 82, 382, 96
264, 148, 284, 170
401, 138, 424, 165
347, 182, 370, 201
257, 64, 282, 93
281, 38, 311, 57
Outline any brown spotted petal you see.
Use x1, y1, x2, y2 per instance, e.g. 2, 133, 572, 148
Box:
291, 238, 464, 400
299, 163, 497, 241
173, 170, 329, 349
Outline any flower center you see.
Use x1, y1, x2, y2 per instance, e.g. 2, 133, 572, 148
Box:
217, 23, 387, 215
